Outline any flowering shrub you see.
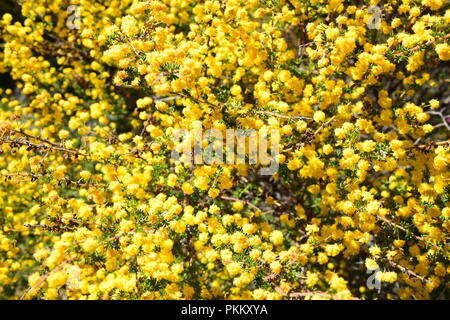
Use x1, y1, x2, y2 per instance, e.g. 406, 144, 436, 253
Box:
0, 0, 449, 300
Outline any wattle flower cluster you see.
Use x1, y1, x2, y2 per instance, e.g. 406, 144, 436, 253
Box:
0, 0, 448, 300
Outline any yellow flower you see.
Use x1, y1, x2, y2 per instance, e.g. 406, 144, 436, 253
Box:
232, 201, 244, 212
230, 85, 242, 96
435, 43, 450, 61
208, 188, 220, 198
376, 271, 397, 283
365, 258, 379, 270
305, 272, 319, 287
121, 15, 139, 37
58, 130, 69, 139
313, 111, 326, 123
270, 230, 284, 246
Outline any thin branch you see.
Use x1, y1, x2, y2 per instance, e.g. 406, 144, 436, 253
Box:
387, 259, 431, 284
220, 196, 262, 212
255, 111, 311, 120
171, 91, 220, 109
426, 111, 450, 131
314, 115, 336, 136
290, 291, 359, 300
377, 215, 440, 251
392, 33, 450, 57
20, 258, 75, 300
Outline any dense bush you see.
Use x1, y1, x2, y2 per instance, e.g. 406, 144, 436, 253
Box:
0, 0, 449, 300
